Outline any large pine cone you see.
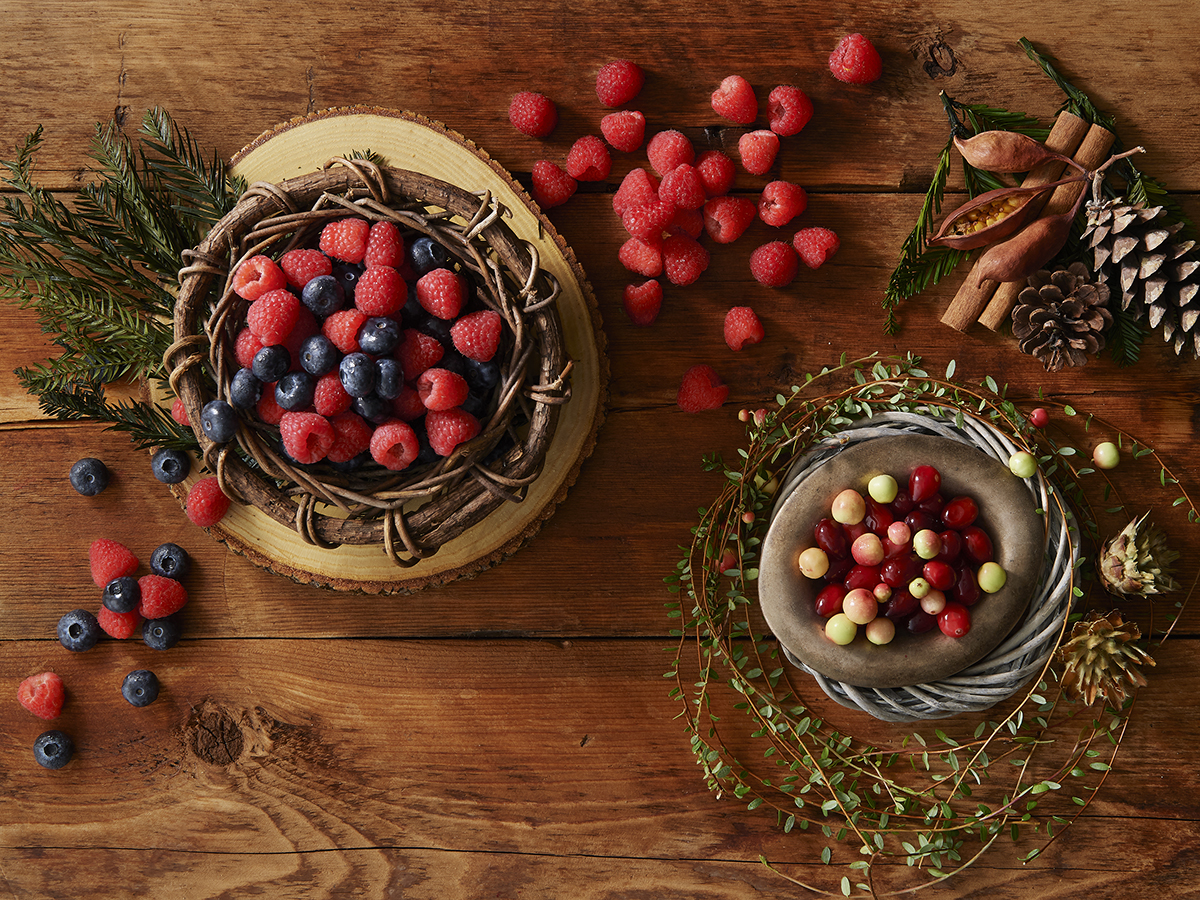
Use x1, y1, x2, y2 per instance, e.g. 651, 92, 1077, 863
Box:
1011, 261, 1112, 372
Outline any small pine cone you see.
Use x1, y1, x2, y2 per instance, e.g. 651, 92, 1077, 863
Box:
1011, 261, 1113, 372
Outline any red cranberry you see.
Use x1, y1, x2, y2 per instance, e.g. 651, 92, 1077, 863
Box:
814, 583, 847, 618
940, 495, 979, 530
905, 609, 938, 634
961, 525, 994, 565
844, 564, 881, 591
922, 560, 956, 591
882, 588, 918, 620
825, 555, 854, 584
905, 510, 937, 534
937, 602, 972, 638
952, 565, 981, 606
935, 530, 962, 562
917, 493, 945, 516
813, 517, 848, 557
880, 554, 921, 588
909, 464, 941, 503
890, 489, 916, 515
863, 498, 894, 533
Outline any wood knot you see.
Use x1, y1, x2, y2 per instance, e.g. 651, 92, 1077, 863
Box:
922, 39, 958, 79
185, 701, 246, 766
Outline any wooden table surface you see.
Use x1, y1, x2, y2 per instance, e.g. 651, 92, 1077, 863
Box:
2, 2, 1198, 898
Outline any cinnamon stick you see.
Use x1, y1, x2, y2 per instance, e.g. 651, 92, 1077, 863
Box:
940, 111, 1090, 332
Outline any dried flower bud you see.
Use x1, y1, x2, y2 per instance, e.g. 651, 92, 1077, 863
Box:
953, 130, 1083, 175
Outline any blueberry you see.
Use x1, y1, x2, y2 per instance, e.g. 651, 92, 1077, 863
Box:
150, 542, 190, 580
252, 344, 291, 383
400, 290, 426, 325
339, 352, 376, 398
375, 357, 403, 400
408, 235, 449, 275
57, 609, 101, 652
437, 349, 468, 378
102, 576, 141, 613
142, 613, 183, 651
299, 334, 340, 376
463, 357, 500, 394
228, 367, 263, 410
330, 263, 364, 299
121, 669, 160, 707
460, 392, 488, 419
275, 371, 316, 411
69, 457, 110, 496
200, 399, 238, 443
151, 448, 190, 485
414, 426, 438, 467
33, 730, 74, 770
301, 273, 346, 317
352, 394, 391, 424
358, 316, 401, 356
415, 314, 452, 346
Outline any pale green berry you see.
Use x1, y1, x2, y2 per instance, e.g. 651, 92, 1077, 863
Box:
913, 528, 942, 560
977, 561, 1007, 593
798, 546, 830, 579
1008, 451, 1037, 479
867, 473, 898, 504
865, 616, 896, 645
831, 488, 866, 525
1093, 441, 1120, 470
825, 613, 858, 645
842, 588, 878, 625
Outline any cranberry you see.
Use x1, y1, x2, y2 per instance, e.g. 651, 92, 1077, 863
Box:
881, 588, 918, 620
890, 489, 916, 515
922, 560, 956, 591
935, 530, 962, 562
937, 602, 972, 638
844, 564, 881, 591
813, 518, 848, 557
904, 510, 937, 534
905, 609, 938, 634
952, 565, 981, 606
917, 493, 945, 517
909, 464, 941, 503
1029, 407, 1049, 428
863, 498, 894, 533
844, 520, 871, 543
814, 583, 847, 618
880, 554, 921, 588
961, 525, 994, 565
940, 495, 979, 530
825, 555, 854, 584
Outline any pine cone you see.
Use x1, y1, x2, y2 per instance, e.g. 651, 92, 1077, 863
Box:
1057, 610, 1155, 707
1011, 262, 1112, 372
1084, 196, 1200, 358
1098, 513, 1179, 597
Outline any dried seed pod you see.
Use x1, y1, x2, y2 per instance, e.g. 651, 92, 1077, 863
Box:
928, 174, 1083, 251
954, 130, 1084, 174
973, 207, 1080, 286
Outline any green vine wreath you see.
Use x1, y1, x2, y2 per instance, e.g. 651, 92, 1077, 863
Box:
665, 353, 1193, 897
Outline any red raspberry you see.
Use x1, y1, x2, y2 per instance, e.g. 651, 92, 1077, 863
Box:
90, 538, 139, 588
622, 279, 663, 326
247, 289, 300, 346
565, 135, 612, 182
417, 368, 470, 412
395, 328, 445, 379
234, 327, 264, 369
767, 85, 814, 136
662, 234, 710, 286
530, 160, 577, 209
618, 236, 663, 277
137, 573, 188, 619
97, 606, 141, 640
658, 163, 706, 211
416, 268, 466, 320
600, 110, 646, 153
257, 386, 285, 425
283, 305, 319, 365
170, 397, 191, 427
724, 306, 765, 350
364, 220, 405, 268
669, 207, 704, 240
702, 196, 756, 244
830, 33, 883, 84
758, 180, 808, 227
646, 130, 695, 177
369, 419, 421, 471
326, 412, 374, 463
738, 130, 780, 176
425, 408, 482, 457
595, 59, 645, 107
508, 91, 558, 138
280, 411, 336, 464
450, 310, 503, 362
621, 199, 675, 241
749, 240, 800, 287
17, 672, 65, 721
612, 168, 660, 216
695, 150, 735, 197
313, 371, 353, 417
279, 248, 332, 289
354, 265, 407, 317
322, 308, 369, 354
391, 385, 426, 422
793, 227, 841, 268
711, 75, 758, 125
677, 364, 728, 413
319, 217, 370, 263
232, 255, 287, 301
186, 476, 230, 528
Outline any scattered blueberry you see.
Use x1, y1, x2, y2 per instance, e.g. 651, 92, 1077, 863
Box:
437, 349, 468, 378
275, 371, 316, 411
299, 334, 340, 377
339, 352, 376, 398
151, 447, 191, 484
463, 357, 500, 394
33, 730, 74, 770
252, 344, 291, 383
69, 457, 110, 496
229, 367, 264, 409
375, 357, 403, 400
150, 542, 190, 581
200, 399, 238, 443
415, 314, 452, 346
409, 235, 449, 275
142, 613, 183, 651
121, 669, 161, 707
57, 609, 101, 652
330, 263, 363, 300
460, 392, 488, 419
358, 316, 401, 355
102, 576, 141, 613
302, 273, 347, 317
352, 394, 391, 424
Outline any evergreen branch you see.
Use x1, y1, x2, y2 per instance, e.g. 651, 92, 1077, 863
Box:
138, 106, 244, 228
1106, 305, 1145, 367
1019, 37, 1115, 130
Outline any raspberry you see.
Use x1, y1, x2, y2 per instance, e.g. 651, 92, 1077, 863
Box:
247, 289, 300, 346
623, 279, 663, 326
508, 91, 558, 138
256, 386, 286, 425
724, 306, 765, 350
695, 150, 735, 197
322, 308, 369, 354
595, 59, 645, 107
450, 310, 503, 362
830, 33, 883, 84
662, 234, 710, 286
234, 327, 264, 369
702, 196, 756, 244
391, 385, 426, 421
749, 240, 800, 287
565, 135, 612, 182
738, 130, 780, 176
711, 75, 758, 125
646, 130, 695, 177
793, 227, 841, 268
600, 110, 646, 153
417, 368, 470, 412
137, 573, 188, 619
369, 419, 420, 471
669, 207, 704, 240
425, 407, 482, 457
364, 220, 404, 268
354, 265, 406, 317
231, 255, 287, 301
416, 268, 466, 320
17, 673, 65, 721
279, 248, 332, 289
185, 476, 230, 528
97, 606, 141, 640
618, 235, 663, 277
313, 371, 353, 417
530, 160, 577, 209
620, 199, 674, 241
612, 168, 661, 216
283, 305, 319, 364
658, 163, 706, 210
319, 217, 370, 263
170, 396, 191, 427
326, 411, 374, 464
90, 538, 139, 588
767, 85, 814, 136
677, 364, 728, 413
758, 180, 808, 227
395, 328, 445, 379
280, 411, 336, 464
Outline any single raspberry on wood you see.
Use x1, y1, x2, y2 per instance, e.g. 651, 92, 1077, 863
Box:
596, 59, 645, 107
97, 606, 142, 640
677, 364, 728, 413
186, 477, 230, 528
90, 538, 139, 588
658, 163, 707, 211
600, 110, 646, 153
695, 150, 735, 197
623, 279, 663, 326
613, 168, 661, 217
232, 255, 287, 301
416, 268, 467, 320
662, 234, 710, 286
426, 407, 482, 457
711, 75, 758, 125
450, 310, 503, 362
793, 227, 840, 268
137, 574, 188, 619
531, 160, 577, 209
17, 673, 65, 721
758, 180, 808, 227
738, 130, 780, 176
354, 265, 406, 317
724, 306, 765, 350
749, 240, 800, 287
646, 130, 695, 178
364, 220, 405, 268
618, 235, 664, 277
326, 411, 374, 464
508, 91, 558, 138
565, 135, 612, 181
247, 289, 300, 346
767, 85, 814, 136
280, 411, 336, 464
279, 248, 333, 289
395, 328, 445, 379
702, 196, 756, 244
369, 419, 421, 471
319, 217, 371, 263
417, 368, 470, 412
829, 33, 883, 84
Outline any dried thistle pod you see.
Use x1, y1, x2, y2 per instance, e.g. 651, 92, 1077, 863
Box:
928, 174, 1082, 251
953, 130, 1085, 175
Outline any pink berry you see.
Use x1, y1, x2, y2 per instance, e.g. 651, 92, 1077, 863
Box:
710, 75, 758, 125
508, 91, 558, 138
595, 59, 645, 107
749, 241, 799, 288
829, 33, 883, 85
767, 85, 814, 136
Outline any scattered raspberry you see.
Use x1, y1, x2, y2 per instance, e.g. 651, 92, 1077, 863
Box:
450, 310, 503, 362
530, 160, 577, 209
364, 220, 405, 268
565, 135, 612, 182
724, 306, 765, 350
322, 308, 369, 354
426, 407, 482, 457
416, 268, 466, 320
508, 91, 558, 138
234, 327, 264, 369
97, 606, 141, 640
669, 206, 704, 240
738, 130, 780, 176
662, 233, 710, 286
677, 364, 729, 413
279, 248, 333, 289
283, 305, 320, 363
17, 673, 65, 721
313, 371, 353, 417
137, 573, 189, 619
319, 217, 371, 263
395, 328, 445, 379
369, 419, 421, 471
595, 59, 645, 107
256, 386, 285, 425
767, 85, 814, 136
646, 130, 695, 177
618, 236, 664, 277
612, 168, 661, 217
829, 33, 883, 84
280, 411, 336, 464
354, 265, 406, 317
695, 150, 735, 197
89, 538, 139, 588
326, 411, 374, 464
711, 75, 758, 125
793, 227, 841, 268
758, 180, 808, 227
622, 279, 663, 326
232, 255, 287, 301
658, 163, 706, 210
246, 289, 300, 346
621, 199, 675, 241
170, 397, 191, 427
749, 240, 800, 287
417, 368, 471, 412
600, 110, 646, 153
391, 385, 426, 422
702, 196, 756, 244
186, 476, 230, 528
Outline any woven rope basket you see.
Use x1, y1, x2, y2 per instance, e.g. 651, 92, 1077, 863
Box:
168, 157, 572, 568
771, 411, 1077, 723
